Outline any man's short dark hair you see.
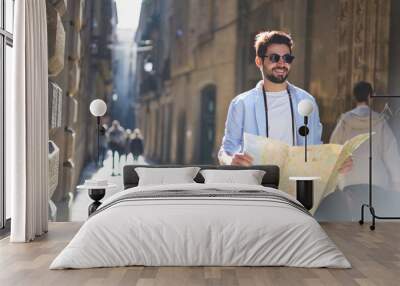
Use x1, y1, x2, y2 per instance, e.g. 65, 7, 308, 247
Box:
254, 30, 294, 58
353, 81, 373, 103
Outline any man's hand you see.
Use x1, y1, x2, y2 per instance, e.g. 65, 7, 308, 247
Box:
231, 152, 253, 166
338, 157, 353, 174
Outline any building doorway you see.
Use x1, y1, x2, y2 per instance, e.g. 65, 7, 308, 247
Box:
199, 85, 216, 164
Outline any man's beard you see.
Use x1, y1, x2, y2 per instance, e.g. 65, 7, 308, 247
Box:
264, 68, 289, 83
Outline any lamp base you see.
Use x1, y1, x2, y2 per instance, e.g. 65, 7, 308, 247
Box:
296, 180, 314, 210
88, 188, 105, 216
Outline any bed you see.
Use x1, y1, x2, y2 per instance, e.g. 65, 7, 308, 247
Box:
50, 165, 350, 269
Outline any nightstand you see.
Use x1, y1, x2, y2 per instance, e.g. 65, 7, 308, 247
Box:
289, 176, 320, 210
77, 183, 116, 216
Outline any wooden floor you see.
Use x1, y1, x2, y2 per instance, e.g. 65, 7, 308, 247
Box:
0, 222, 399, 286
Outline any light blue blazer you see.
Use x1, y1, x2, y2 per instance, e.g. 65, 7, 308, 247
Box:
219, 81, 323, 156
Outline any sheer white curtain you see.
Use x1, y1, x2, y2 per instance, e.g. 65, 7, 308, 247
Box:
6, 0, 49, 242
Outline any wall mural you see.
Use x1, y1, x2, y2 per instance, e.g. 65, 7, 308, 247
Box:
43, 0, 400, 223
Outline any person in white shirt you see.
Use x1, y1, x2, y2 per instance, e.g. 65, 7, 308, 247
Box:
330, 81, 400, 191
219, 30, 352, 173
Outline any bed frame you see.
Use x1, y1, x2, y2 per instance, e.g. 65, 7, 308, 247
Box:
123, 165, 280, 190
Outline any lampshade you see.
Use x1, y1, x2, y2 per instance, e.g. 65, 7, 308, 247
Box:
298, 99, 314, 116
89, 99, 107, 117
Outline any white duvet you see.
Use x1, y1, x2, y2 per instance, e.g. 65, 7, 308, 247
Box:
50, 183, 351, 269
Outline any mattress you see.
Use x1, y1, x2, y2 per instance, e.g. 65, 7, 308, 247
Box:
50, 183, 351, 269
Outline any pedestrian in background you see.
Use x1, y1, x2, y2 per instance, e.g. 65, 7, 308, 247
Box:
130, 128, 144, 161
124, 129, 133, 157
330, 81, 400, 191
107, 120, 125, 175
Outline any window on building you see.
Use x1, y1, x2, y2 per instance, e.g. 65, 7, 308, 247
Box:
1, 0, 14, 232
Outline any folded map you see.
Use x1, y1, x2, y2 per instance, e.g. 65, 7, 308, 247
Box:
243, 132, 370, 213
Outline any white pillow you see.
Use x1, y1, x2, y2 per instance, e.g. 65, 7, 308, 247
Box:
200, 169, 266, 185
135, 167, 200, 186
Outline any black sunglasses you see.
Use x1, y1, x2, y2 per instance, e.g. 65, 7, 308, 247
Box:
263, 53, 295, 64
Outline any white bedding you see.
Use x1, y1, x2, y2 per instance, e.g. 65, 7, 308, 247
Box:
50, 183, 351, 269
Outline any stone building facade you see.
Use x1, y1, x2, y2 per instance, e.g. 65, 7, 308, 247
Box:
135, 0, 238, 164
135, 0, 400, 164
47, 0, 117, 207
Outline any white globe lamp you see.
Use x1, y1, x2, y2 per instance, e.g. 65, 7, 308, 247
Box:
90, 99, 107, 117
298, 99, 314, 116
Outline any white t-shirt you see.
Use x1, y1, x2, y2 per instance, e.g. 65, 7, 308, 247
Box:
265, 90, 294, 146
